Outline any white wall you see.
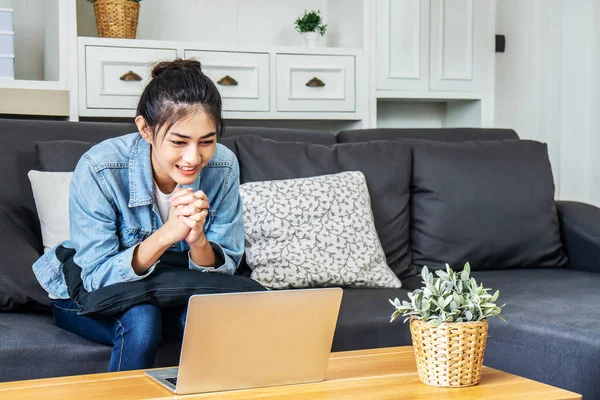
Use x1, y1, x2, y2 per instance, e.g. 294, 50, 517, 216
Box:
495, 0, 600, 206
591, 1, 600, 205
558, 1, 596, 205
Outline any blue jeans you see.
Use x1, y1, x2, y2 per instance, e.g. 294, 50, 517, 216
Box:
51, 299, 187, 372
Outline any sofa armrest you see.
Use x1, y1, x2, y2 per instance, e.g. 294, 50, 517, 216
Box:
556, 200, 600, 273
0, 201, 49, 310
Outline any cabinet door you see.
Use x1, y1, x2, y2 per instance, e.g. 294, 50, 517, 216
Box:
184, 50, 269, 112
376, 0, 430, 91
429, 0, 490, 91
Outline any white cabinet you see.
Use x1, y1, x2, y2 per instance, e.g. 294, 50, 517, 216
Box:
376, 0, 491, 93
276, 54, 355, 112
78, 37, 362, 120
184, 50, 269, 112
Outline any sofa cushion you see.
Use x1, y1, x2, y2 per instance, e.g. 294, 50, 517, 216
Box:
36, 140, 95, 172
337, 127, 519, 143
0, 312, 181, 382
27, 171, 73, 253
0, 119, 135, 217
240, 171, 401, 289
0, 202, 48, 311
332, 288, 413, 351
410, 140, 568, 271
221, 126, 336, 145
0, 312, 110, 382
468, 269, 600, 400
232, 135, 415, 279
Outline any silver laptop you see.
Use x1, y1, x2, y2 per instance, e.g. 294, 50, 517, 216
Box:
145, 288, 343, 395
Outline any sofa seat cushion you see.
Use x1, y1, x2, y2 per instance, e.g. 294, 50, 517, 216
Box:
0, 312, 181, 382
332, 288, 413, 352
405, 269, 600, 400
0, 312, 110, 382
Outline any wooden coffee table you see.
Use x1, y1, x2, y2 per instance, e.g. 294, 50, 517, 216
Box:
0, 346, 580, 399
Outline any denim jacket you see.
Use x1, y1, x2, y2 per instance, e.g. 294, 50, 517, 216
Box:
32, 133, 244, 299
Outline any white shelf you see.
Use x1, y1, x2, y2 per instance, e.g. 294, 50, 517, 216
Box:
79, 107, 362, 121
0, 84, 69, 116
0, 79, 66, 90
376, 90, 483, 101
77, 36, 363, 57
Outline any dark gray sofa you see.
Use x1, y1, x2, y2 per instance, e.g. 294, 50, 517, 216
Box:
0, 119, 598, 399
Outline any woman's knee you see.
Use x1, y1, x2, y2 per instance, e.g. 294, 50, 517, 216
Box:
113, 304, 163, 350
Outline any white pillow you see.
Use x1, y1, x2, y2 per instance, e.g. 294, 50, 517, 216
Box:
27, 171, 72, 253
240, 171, 402, 289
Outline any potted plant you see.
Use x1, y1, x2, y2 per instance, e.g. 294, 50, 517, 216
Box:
390, 263, 505, 388
87, 0, 142, 39
295, 10, 327, 48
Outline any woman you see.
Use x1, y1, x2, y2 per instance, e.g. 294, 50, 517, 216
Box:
32, 59, 245, 372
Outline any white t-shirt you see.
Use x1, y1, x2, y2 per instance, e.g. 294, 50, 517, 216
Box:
154, 181, 175, 223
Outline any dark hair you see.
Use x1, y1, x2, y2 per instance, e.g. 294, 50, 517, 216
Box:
136, 58, 223, 140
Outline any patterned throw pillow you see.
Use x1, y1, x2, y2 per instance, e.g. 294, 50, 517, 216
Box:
239, 171, 402, 289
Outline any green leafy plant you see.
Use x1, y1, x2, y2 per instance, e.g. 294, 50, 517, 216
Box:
390, 263, 505, 327
295, 10, 327, 36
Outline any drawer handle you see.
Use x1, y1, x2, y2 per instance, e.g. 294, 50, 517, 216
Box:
120, 71, 142, 81
217, 75, 238, 86
306, 77, 325, 87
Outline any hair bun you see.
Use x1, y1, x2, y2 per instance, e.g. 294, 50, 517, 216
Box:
151, 58, 202, 79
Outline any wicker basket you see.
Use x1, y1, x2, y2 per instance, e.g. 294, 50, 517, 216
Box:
93, 0, 140, 39
410, 317, 488, 387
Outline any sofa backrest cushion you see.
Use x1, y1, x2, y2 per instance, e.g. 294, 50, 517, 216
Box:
0, 119, 333, 218
221, 126, 336, 145
231, 134, 416, 279
410, 139, 569, 271
337, 128, 519, 143
36, 140, 95, 172
0, 119, 136, 217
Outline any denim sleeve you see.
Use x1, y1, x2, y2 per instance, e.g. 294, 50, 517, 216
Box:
188, 158, 244, 275
70, 157, 156, 291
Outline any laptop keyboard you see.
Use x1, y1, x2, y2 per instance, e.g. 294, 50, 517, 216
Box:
165, 377, 178, 386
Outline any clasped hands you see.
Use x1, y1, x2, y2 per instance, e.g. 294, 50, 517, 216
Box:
162, 187, 209, 247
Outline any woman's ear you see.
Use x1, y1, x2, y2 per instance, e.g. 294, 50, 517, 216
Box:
135, 116, 152, 144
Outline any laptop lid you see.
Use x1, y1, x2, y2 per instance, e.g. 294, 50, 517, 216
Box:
175, 287, 343, 395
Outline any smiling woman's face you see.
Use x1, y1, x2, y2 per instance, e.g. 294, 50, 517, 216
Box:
136, 111, 217, 193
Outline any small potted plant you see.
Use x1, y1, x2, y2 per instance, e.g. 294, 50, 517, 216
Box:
87, 0, 142, 39
295, 10, 327, 48
390, 263, 505, 388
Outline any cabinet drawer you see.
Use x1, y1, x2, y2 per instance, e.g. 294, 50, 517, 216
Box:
85, 46, 177, 109
276, 54, 355, 112
184, 50, 269, 112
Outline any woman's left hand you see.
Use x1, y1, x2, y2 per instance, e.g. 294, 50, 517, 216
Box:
170, 189, 210, 247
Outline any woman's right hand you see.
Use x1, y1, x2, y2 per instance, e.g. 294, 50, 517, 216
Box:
158, 187, 193, 245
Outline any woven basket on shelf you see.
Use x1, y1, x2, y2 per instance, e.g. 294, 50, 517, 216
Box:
93, 0, 140, 39
410, 317, 488, 388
